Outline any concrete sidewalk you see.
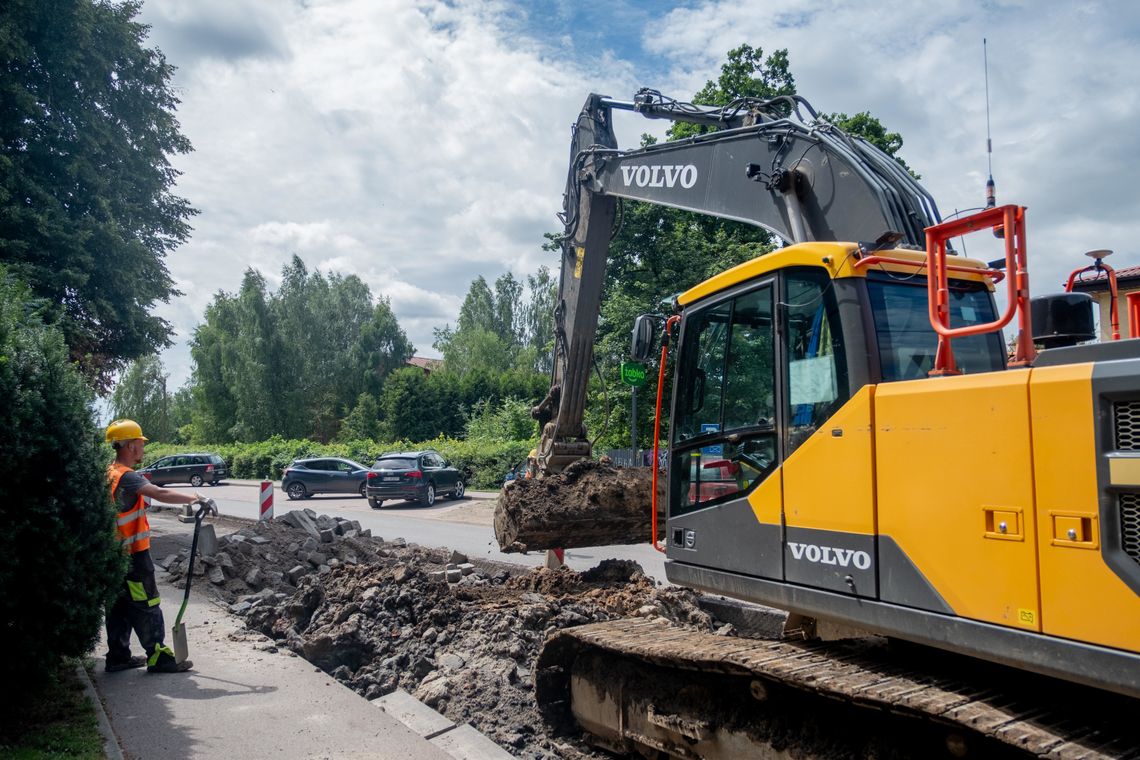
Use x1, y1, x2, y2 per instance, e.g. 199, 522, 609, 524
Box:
89, 522, 453, 760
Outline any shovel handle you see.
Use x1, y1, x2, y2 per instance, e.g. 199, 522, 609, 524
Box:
174, 502, 209, 628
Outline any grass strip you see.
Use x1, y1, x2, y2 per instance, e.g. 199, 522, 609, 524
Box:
0, 658, 105, 759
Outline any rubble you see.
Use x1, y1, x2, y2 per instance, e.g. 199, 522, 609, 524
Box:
163, 509, 715, 759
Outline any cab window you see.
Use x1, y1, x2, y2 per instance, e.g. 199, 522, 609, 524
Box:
673, 284, 776, 513
866, 274, 1004, 380
783, 268, 850, 455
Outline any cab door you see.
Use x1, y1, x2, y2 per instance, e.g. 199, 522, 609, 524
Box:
666, 281, 783, 580
777, 268, 875, 597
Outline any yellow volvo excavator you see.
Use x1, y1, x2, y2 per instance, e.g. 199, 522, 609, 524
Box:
497, 90, 1140, 758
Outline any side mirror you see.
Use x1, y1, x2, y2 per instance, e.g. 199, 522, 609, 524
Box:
630, 315, 657, 361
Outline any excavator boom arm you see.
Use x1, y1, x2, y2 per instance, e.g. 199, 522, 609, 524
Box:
539, 91, 941, 471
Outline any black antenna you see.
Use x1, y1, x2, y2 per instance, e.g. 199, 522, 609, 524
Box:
984, 38, 996, 208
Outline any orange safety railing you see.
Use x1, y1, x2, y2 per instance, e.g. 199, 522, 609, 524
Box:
1130, 292, 1140, 340
1066, 261, 1121, 341
924, 205, 1034, 374
650, 315, 680, 553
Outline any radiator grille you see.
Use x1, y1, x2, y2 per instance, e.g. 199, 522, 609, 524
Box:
1122, 493, 1140, 567
1115, 400, 1140, 450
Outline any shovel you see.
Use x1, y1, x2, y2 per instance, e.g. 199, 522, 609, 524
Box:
172, 498, 217, 663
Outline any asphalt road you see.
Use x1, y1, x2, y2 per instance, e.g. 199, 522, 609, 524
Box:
164, 480, 669, 581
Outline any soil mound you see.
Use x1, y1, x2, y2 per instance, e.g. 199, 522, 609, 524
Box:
164, 509, 711, 759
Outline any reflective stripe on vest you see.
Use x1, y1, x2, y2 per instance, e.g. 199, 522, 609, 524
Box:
108, 462, 151, 554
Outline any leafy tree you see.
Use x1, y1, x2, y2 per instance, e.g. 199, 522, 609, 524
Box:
356, 297, 414, 398
0, 267, 122, 682
668, 44, 796, 141
189, 258, 413, 442
522, 264, 556, 373
377, 367, 436, 442
0, 0, 196, 388
464, 396, 535, 442
436, 268, 556, 379
189, 293, 240, 443
337, 392, 382, 442
109, 354, 172, 442
228, 269, 286, 441
825, 111, 916, 176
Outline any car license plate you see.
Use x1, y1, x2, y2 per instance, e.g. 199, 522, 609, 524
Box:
383, 477, 399, 482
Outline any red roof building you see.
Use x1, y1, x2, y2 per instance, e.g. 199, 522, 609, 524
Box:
406, 356, 445, 374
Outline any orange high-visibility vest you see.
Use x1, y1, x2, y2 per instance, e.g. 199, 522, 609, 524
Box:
108, 462, 151, 554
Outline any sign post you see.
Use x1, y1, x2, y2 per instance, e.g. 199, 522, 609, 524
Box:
621, 361, 648, 464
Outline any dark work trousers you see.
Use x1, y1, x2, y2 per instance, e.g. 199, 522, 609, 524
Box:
104, 549, 176, 667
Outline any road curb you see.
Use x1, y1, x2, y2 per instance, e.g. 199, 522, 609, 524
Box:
372, 690, 513, 759
75, 662, 125, 760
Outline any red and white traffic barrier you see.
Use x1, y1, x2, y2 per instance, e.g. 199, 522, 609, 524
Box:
259, 480, 274, 521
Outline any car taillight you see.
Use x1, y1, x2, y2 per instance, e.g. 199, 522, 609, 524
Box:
408, 470, 423, 479
142, 472, 152, 481
206, 464, 214, 471
366, 471, 377, 479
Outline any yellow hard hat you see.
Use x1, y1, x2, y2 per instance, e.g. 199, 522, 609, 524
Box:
528, 448, 538, 459
105, 419, 148, 443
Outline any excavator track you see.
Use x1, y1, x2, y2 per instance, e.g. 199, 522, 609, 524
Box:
535, 618, 1140, 759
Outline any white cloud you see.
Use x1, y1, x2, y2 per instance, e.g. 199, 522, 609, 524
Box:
644, 0, 1140, 291
140, 0, 1140, 387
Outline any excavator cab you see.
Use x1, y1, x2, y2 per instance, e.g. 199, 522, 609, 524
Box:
660, 245, 1007, 589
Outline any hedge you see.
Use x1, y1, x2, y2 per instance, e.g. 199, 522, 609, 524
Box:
142, 436, 532, 490
1, 272, 123, 683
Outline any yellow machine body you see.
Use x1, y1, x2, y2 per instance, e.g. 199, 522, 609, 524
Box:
664, 242, 1140, 697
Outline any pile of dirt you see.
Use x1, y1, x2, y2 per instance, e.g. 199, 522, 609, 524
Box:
494, 459, 664, 552
164, 509, 715, 759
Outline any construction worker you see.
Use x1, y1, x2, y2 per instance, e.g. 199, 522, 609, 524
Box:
524, 448, 539, 479
104, 419, 203, 674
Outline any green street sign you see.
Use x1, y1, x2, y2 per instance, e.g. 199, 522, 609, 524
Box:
620, 361, 647, 387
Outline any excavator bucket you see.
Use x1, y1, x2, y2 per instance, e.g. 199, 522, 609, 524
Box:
494, 460, 663, 552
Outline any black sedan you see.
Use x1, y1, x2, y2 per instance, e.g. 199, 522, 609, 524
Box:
366, 450, 465, 509
282, 457, 370, 500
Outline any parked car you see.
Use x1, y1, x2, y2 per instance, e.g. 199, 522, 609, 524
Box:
139, 453, 228, 487
366, 450, 466, 509
282, 457, 371, 500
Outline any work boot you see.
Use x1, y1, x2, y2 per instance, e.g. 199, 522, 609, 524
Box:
105, 655, 147, 672
147, 658, 193, 673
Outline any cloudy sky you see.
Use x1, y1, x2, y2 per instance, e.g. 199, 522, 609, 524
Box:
137, 0, 1140, 387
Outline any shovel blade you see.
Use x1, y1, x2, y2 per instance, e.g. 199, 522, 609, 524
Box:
172, 622, 189, 663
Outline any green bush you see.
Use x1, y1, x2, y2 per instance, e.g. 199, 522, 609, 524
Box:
0, 272, 123, 682
142, 435, 533, 488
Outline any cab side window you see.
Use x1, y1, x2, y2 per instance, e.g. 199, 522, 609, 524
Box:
783, 268, 849, 456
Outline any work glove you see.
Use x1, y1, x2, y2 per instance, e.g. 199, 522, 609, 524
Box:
192, 495, 219, 517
